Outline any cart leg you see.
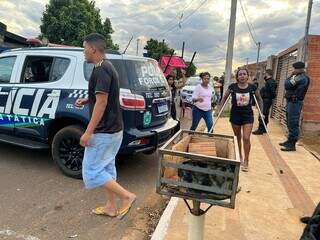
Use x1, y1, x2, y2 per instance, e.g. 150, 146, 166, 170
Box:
210, 94, 231, 133
253, 95, 268, 135
188, 201, 205, 240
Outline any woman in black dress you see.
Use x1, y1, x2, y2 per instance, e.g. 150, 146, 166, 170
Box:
219, 68, 262, 171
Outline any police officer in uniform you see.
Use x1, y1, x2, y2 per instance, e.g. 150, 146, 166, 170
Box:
253, 69, 277, 135
280, 61, 310, 151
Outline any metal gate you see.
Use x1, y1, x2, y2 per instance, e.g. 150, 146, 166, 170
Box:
272, 50, 298, 126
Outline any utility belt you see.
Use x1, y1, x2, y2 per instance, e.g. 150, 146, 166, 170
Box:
286, 96, 302, 102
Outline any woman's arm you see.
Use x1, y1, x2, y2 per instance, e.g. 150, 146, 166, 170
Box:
215, 89, 230, 115
175, 69, 187, 89
192, 85, 203, 103
220, 89, 230, 107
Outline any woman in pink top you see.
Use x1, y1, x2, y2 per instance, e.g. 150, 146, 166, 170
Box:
190, 72, 214, 131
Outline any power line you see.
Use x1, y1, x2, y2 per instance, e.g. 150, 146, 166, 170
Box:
150, 0, 197, 37
239, 0, 258, 46
181, 0, 197, 14
109, 0, 181, 19
241, 0, 258, 39
156, 0, 209, 38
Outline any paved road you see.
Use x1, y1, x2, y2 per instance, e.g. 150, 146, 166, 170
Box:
0, 142, 160, 240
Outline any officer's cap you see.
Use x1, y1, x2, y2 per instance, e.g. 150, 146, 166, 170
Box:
292, 61, 305, 69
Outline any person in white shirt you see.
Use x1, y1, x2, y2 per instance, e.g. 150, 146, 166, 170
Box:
190, 72, 214, 131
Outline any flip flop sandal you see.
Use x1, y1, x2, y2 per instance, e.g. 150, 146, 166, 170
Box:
117, 198, 137, 220
241, 166, 249, 172
92, 207, 117, 217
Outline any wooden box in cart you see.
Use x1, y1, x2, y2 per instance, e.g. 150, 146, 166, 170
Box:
156, 130, 241, 209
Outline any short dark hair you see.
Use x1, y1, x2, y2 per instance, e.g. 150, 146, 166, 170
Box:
235, 68, 249, 81
200, 72, 211, 79
84, 33, 106, 52
166, 74, 174, 80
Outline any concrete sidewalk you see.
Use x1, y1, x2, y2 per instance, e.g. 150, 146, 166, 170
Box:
162, 116, 320, 240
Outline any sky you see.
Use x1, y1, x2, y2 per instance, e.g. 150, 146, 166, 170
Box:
1, 0, 319, 75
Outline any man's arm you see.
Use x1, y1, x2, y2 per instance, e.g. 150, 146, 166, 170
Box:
285, 75, 302, 90
270, 80, 277, 99
86, 93, 108, 134
80, 93, 108, 147
175, 69, 187, 89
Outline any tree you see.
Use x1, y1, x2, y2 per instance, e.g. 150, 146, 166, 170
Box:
144, 38, 174, 61
185, 61, 197, 77
40, 0, 118, 49
103, 18, 119, 50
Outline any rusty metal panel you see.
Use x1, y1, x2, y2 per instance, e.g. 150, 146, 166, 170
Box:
272, 50, 298, 125
156, 130, 241, 209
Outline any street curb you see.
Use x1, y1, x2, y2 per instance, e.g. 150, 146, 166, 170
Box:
151, 197, 179, 240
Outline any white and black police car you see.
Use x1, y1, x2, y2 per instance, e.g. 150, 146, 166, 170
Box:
0, 47, 179, 178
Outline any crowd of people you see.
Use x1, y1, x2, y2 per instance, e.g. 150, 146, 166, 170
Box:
75, 32, 310, 219
166, 62, 310, 172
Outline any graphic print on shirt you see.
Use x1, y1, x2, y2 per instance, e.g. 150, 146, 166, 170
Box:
236, 92, 250, 106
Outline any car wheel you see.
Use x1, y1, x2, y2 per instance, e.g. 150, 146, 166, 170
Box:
52, 125, 85, 179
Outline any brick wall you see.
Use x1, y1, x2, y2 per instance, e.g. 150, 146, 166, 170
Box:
303, 35, 320, 131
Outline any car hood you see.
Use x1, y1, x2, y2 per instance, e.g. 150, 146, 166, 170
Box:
182, 85, 196, 92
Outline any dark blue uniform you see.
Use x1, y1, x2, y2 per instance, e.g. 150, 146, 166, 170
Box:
284, 73, 310, 143
257, 77, 277, 132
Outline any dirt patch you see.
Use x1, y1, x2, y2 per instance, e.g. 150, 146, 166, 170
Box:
121, 194, 169, 240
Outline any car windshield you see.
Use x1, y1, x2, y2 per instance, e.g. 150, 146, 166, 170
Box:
83, 58, 167, 91
125, 59, 168, 91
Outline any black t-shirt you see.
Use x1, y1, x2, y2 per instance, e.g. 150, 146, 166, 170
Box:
88, 60, 123, 134
228, 83, 257, 113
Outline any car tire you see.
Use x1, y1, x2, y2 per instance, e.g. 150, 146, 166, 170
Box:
52, 125, 85, 179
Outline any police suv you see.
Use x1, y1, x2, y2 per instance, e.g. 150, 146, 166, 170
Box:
0, 47, 179, 178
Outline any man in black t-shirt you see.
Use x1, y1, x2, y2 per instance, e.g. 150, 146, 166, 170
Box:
75, 33, 136, 219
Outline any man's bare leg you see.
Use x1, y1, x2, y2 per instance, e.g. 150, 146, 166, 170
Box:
104, 180, 136, 210
102, 188, 117, 216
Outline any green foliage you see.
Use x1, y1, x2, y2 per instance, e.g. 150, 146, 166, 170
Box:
40, 0, 118, 49
185, 61, 197, 77
144, 38, 174, 61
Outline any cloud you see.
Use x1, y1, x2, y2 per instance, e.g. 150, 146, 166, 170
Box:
0, 0, 319, 74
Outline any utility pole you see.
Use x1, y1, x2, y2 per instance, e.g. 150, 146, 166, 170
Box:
224, 0, 238, 93
256, 41, 261, 79
245, 58, 249, 69
303, 0, 313, 65
136, 38, 140, 56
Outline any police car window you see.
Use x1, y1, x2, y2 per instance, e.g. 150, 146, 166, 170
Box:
125, 60, 167, 91
0, 56, 16, 83
49, 57, 70, 82
83, 60, 130, 88
21, 56, 54, 84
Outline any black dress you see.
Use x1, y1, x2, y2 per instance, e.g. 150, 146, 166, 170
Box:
228, 83, 257, 126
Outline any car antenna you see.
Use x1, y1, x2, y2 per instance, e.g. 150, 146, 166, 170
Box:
123, 35, 133, 54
